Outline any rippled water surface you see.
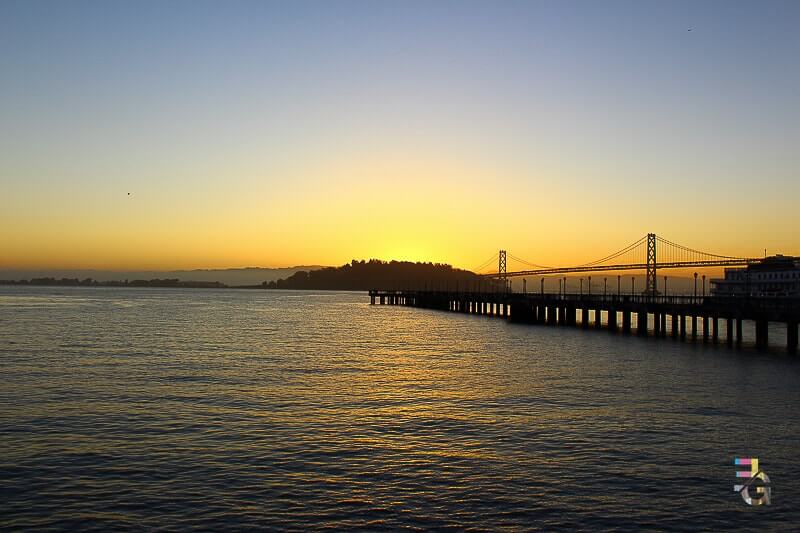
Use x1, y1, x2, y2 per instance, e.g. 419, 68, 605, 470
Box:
2, 286, 799, 531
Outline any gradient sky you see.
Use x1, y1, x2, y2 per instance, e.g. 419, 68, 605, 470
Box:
1, 1, 798, 271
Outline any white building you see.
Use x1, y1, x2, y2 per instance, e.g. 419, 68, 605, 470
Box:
711, 255, 800, 297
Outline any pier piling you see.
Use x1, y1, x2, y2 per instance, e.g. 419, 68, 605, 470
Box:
368, 290, 800, 353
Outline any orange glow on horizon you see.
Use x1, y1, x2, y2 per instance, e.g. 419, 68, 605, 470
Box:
1, 150, 795, 273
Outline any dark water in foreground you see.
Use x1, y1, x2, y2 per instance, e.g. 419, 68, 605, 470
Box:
1, 287, 799, 531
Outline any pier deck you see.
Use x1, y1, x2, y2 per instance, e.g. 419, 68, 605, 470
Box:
369, 290, 799, 353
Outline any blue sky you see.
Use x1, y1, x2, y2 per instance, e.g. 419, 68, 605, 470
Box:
1, 1, 798, 269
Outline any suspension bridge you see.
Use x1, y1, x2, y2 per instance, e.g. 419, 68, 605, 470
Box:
371, 233, 800, 353
471, 233, 759, 296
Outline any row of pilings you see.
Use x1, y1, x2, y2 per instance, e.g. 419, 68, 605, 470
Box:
369, 289, 800, 353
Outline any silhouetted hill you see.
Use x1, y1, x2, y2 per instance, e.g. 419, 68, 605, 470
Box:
264, 259, 498, 291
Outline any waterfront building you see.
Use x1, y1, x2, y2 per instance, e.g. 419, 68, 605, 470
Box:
711, 255, 800, 297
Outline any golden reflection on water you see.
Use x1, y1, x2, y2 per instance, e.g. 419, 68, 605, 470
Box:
1, 287, 800, 529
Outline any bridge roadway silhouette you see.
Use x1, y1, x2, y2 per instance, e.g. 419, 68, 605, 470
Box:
369, 233, 800, 353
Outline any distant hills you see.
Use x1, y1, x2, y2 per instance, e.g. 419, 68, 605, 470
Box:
0, 266, 324, 287
0, 261, 498, 291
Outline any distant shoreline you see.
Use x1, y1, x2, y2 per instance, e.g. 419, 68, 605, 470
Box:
0, 278, 254, 289
1, 260, 493, 293
0, 279, 398, 291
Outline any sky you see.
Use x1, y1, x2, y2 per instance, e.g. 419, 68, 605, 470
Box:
1, 0, 798, 271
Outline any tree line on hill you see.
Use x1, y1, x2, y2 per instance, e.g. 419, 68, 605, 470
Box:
262, 259, 498, 291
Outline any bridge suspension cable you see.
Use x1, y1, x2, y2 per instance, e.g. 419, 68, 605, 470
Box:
507, 253, 553, 270
480, 232, 760, 279
471, 252, 498, 274
656, 235, 745, 262
501, 235, 647, 271
573, 235, 648, 268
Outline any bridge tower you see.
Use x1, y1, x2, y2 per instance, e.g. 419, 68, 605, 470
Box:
645, 233, 657, 296
499, 250, 507, 292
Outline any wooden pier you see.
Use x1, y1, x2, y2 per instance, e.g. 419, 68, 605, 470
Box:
369, 289, 800, 353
